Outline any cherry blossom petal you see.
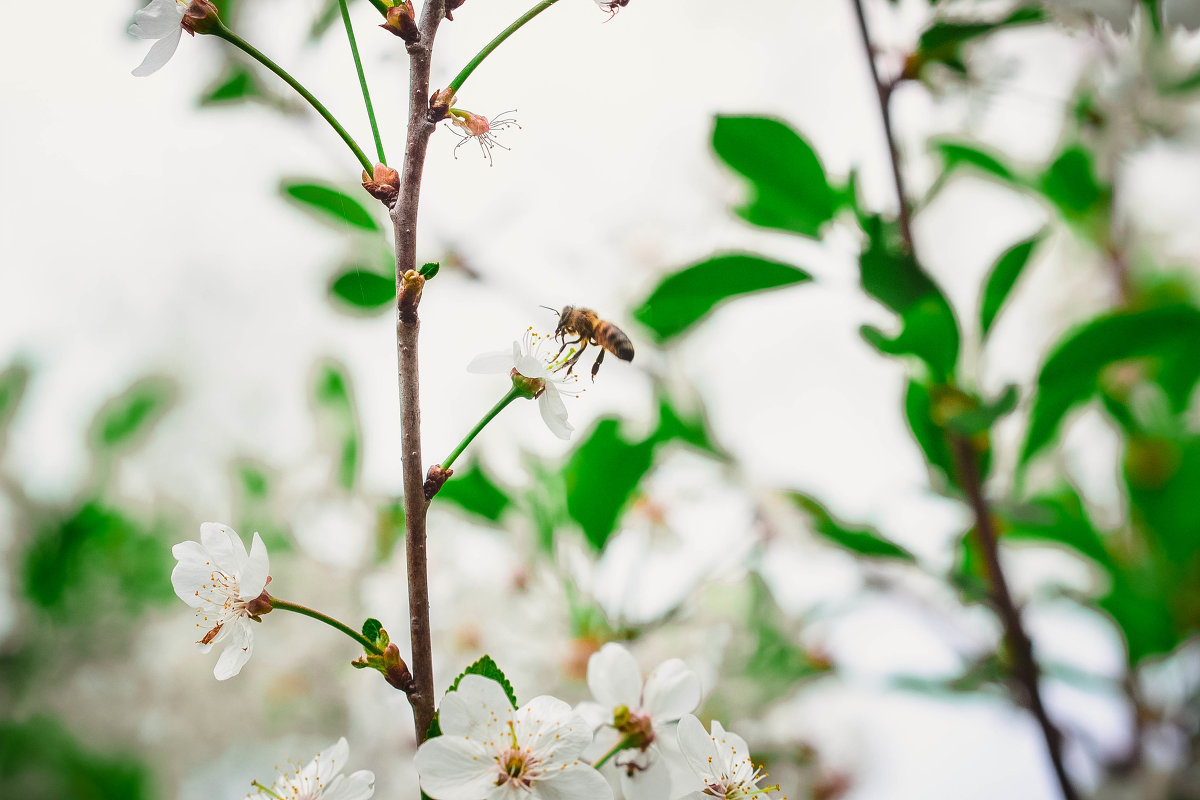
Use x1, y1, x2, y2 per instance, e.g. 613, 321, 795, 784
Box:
414, 735, 497, 800
643, 658, 701, 723
620, 753, 671, 800
129, 0, 186, 38
677, 714, 720, 777
213, 618, 253, 680
586, 642, 642, 709
467, 348, 516, 374
537, 389, 573, 440
513, 696, 591, 766
240, 531, 270, 597
170, 541, 216, 609
531, 764, 614, 800
200, 522, 248, 576
437, 675, 513, 743
324, 770, 375, 800
132, 28, 184, 77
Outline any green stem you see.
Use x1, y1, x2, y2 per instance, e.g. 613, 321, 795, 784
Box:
214, 23, 375, 173
447, 0, 562, 94
367, 0, 389, 17
338, 0, 386, 164
441, 385, 523, 471
268, 597, 382, 654
592, 735, 638, 770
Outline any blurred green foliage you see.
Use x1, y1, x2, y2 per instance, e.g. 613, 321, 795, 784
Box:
0, 717, 154, 800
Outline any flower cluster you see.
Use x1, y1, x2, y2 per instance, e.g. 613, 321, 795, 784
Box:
246, 738, 374, 800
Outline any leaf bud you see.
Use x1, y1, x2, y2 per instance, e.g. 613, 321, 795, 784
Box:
362, 163, 400, 207
445, 0, 467, 21
428, 88, 456, 123
383, 643, 415, 692
380, 2, 420, 44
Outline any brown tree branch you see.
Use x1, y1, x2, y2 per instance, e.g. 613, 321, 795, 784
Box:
391, 0, 448, 744
849, 2, 1079, 797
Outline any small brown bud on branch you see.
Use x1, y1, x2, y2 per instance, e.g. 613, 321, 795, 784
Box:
362, 163, 401, 207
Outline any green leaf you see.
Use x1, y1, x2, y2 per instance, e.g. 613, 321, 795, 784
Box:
905, 380, 956, 490
238, 463, 269, 499
447, 654, 518, 709
281, 181, 380, 232
789, 493, 915, 561
1039, 144, 1108, 220
1021, 305, 1200, 464
649, 394, 724, 457
419, 262, 440, 279
362, 618, 383, 643
995, 488, 1111, 568
943, 385, 1019, 435
438, 462, 512, 523
564, 419, 655, 551
711, 116, 838, 238
198, 63, 262, 105
980, 232, 1043, 337
918, 6, 1045, 58
314, 362, 361, 490
89, 377, 174, 450
932, 140, 1019, 184
0, 361, 31, 446
858, 215, 960, 379
1099, 572, 1181, 666
631, 253, 812, 343
330, 267, 395, 311
23, 502, 174, 618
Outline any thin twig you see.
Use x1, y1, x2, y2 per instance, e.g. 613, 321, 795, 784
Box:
391, 0, 448, 744
848, 2, 1079, 797
950, 436, 1079, 800
848, 0, 913, 251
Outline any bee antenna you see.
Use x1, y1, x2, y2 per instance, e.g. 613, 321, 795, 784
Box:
539, 305, 559, 315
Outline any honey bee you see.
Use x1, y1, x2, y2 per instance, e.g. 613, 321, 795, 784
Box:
548, 306, 635, 381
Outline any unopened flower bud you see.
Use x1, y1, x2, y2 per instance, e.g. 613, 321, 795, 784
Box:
445, 0, 467, 21
362, 163, 401, 207
428, 88, 456, 122
380, 2, 420, 43
383, 643, 414, 692
182, 0, 221, 35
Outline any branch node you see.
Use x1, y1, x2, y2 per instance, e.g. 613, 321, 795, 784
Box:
424, 464, 453, 500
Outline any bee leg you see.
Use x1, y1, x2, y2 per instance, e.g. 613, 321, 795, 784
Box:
564, 341, 587, 375
591, 348, 605, 382
553, 335, 583, 362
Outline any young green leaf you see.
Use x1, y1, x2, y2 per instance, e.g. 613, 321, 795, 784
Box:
89, 377, 175, 450
314, 362, 361, 490
857, 215, 961, 380
1021, 305, 1200, 464
199, 63, 262, 105
905, 380, 956, 491
979, 232, 1043, 337
330, 267, 395, 311
789, 493, 915, 561
437, 461, 512, 523
281, 181, 380, 232
631, 253, 812, 343
917, 7, 1046, 63
711, 116, 838, 238
446, 654, 518, 709
943, 385, 1019, 435
1039, 145, 1108, 220
564, 419, 655, 551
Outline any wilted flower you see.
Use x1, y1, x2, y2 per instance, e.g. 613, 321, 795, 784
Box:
171, 522, 271, 680
467, 327, 582, 440
676, 715, 781, 800
246, 737, 374, 800
414, 675, 611, 800
445, 107, 521, 166
578, 643, 701, 800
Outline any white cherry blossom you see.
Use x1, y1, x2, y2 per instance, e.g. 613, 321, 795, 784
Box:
414, 674, 612, 800
129, 0, 188, 77
467, 327, 582, 440
246, 737, 374, 800
171, 522, 270, 680
577, 643, 701, 800
676, 715, 779, 800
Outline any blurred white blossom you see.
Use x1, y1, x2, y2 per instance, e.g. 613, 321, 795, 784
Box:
246, 737, 374, 800
577, 643, 701, 800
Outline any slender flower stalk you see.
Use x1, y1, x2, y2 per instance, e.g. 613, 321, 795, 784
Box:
337, 0, 386, 164
440, 385, 522, 471
211, 22, 375, 173
447, 0, 562, 93
267, 597, 383, 655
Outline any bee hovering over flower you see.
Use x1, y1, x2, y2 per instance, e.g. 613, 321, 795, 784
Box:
547, 305, 635, 381
445, 107, 521, 166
